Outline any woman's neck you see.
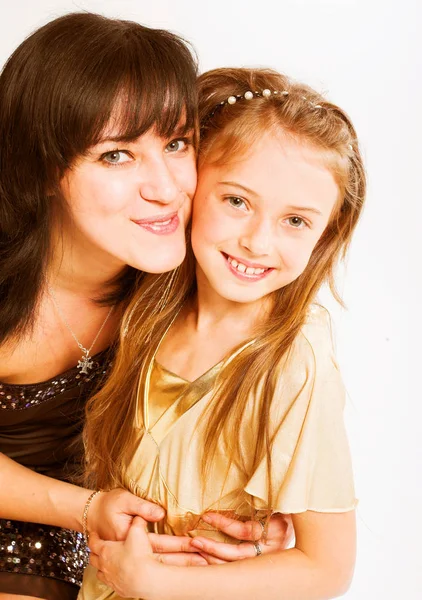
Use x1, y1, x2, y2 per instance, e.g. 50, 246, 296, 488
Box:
48, 222, 126, 298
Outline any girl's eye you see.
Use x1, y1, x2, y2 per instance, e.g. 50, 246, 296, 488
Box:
165, 138, 190, 153
287, 216, 306, 228
227, 196, 247, 210
101, 151, 131, 165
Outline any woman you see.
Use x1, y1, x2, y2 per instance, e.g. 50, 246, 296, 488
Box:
0, 14, 289, 600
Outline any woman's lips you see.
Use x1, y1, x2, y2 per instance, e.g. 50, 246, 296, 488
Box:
222, 252, 274, 281
133, 212, 180, 235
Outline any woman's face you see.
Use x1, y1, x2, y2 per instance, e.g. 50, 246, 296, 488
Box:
59, 125, 197, 274
191, 131, 339, 305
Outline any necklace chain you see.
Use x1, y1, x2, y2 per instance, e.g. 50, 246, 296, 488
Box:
48, 286, 114, 374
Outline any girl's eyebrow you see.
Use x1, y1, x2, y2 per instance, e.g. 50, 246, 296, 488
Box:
219, 181, 259, 198
285, 205, 323, 216
219, 182, 323, 216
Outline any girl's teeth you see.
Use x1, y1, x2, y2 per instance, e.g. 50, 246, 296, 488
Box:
227, 255, 268, 276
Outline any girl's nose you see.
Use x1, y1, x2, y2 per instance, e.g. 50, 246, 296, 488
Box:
239, 219, 271, 256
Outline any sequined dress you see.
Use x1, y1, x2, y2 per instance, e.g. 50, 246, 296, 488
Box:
0, 350, 112, 600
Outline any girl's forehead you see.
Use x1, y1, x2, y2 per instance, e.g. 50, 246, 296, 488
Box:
198, 133, 339, 211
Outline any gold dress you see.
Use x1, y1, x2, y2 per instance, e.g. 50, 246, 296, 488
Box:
80, 306, 357, 600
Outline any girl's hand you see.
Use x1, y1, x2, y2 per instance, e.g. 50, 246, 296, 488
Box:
87, 488, 165, 541
190, 512, 294, 564
90, 516, 158, 599
146, 512, 293, 566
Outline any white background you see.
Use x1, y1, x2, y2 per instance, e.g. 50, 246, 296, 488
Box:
1, 0, 421, 598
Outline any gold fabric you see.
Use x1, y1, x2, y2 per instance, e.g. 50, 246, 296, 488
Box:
80, 306, 357, 600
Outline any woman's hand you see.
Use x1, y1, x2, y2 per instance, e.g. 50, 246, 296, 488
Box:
87, 488, 165, 541
87, 488, 293, 566
90, 501, 294, 568
89, 512, 294, 596
90, 516, 158, 599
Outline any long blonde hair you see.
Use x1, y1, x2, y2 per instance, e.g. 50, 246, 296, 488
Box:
84, 68, 366, 505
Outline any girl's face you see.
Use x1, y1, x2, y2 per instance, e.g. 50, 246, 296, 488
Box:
191, 131, 339, 305
59, 126, 197, 274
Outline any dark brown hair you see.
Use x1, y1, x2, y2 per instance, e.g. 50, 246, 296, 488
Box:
0, 12, 198, 344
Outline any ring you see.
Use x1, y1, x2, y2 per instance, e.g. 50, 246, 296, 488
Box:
253, 542, 262, 557
258, 519, 266, 535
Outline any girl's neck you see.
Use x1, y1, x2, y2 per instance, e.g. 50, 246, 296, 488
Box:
192, 267, 270, 339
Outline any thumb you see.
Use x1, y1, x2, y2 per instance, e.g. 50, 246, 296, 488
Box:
88, 531, 103, 555
125, 494, 165, 522
125, 516, 152, 554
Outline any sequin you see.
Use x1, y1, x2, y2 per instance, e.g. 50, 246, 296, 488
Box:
0, 357, 106, 411
0, 350, 112, 590
0, 520, 88, 586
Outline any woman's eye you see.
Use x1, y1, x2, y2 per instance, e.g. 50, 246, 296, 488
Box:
102, 151, 131, 165
287, 216, 306, 228
165, 138, 189, 153
227, 196, 247, 210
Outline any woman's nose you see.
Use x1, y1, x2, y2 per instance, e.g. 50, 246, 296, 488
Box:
138, 157, 180, 205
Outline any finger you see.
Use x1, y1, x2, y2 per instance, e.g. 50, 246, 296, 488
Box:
125, 516, 152, 554
154, 552, 208, 567
202, 513, 263, 542
128, 495, 165, 522
148, 533, 197, 554
89, 552, 100, 570
198, 551, 226, 565
96, 570, 107, 584
191, 537, 261, 561
88, 531, 105, 555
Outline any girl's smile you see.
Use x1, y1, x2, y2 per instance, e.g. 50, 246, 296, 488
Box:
222, 252, 275, 281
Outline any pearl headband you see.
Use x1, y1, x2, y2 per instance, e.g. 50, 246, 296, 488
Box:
203, 88, 354, 151
205, 88, 324, 122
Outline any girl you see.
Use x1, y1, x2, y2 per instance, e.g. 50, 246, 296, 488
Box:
83, 66, 365, 599
0, 16, 287, 600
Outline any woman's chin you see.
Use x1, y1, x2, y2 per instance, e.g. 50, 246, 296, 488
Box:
131, 249, 186, 274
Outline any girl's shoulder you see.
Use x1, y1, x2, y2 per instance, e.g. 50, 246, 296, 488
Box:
271, 304, 342, 402
290, 303, 337, 372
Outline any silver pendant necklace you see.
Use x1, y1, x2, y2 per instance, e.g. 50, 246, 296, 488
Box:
48, 286, 114, 374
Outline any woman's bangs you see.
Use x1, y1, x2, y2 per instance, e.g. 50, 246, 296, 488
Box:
92, 40, 197, 145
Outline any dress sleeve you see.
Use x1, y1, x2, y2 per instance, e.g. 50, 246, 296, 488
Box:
244, 309, 357, 514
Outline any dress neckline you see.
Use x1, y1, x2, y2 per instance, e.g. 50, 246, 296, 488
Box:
154, 358, 224, 385
0, 347, 110, 389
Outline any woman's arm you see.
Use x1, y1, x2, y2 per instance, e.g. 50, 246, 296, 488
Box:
89, 510, 356, 600
0, 453, 164, 538
0, 454, 292, 564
